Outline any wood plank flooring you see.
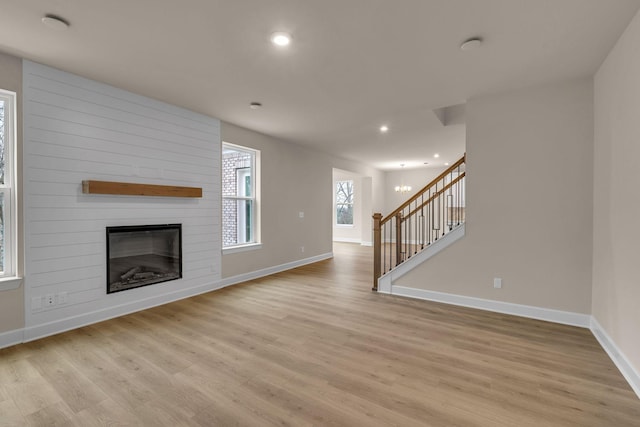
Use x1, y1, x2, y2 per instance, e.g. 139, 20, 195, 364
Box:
1, 243, 639, 426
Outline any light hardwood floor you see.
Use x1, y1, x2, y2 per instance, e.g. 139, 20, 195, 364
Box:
1, 243, 639, 426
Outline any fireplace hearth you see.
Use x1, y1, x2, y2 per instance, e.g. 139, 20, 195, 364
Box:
106, 224, 182, 294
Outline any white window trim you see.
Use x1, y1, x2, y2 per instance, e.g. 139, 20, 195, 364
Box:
335, 179, 355, 226
0, 88, 19, 289
222, 142, 261, 250
222, 243, 263, 255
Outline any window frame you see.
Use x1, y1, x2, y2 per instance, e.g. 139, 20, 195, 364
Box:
335, 179, 355, 227
222, 142, 261, 252
0, 88, 20, 289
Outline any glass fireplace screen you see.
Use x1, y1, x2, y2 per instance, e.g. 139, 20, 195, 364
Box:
106, 224, 182, 294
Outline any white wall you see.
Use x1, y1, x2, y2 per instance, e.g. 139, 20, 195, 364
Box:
383, 166, 449, 216
221, 122, 384, 280
221, 123, 333, 279
332, 158, 384, 216
332, 159, 382, 247
396, 77, 594, 315
22, 61, 221, 341
360, 176, 373, 245
593, 8, 640, 381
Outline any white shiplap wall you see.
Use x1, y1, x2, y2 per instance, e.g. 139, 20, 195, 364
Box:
23, 61, 221, 340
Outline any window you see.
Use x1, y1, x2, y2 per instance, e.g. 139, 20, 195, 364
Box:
222, 142, 260, 250
336, 180, 354, 225
0, 89, 17, 281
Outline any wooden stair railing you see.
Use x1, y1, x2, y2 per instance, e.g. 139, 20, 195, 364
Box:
372, 154, 466, 290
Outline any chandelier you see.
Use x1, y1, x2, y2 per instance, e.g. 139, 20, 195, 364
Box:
394, 164, 412, 193
394, 184, 412, 193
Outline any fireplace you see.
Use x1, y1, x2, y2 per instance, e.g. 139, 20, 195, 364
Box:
106, 224, 182, 294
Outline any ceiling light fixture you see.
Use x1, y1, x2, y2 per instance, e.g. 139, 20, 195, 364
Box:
249, 102, 262, 109
434, 153, 440, 158
460, 37, 482, 51
271, 32, 292, 47
41, 14, 70, 30
444, 162, 450, 166
394, 164, 412, 194
380, 125, 389, 133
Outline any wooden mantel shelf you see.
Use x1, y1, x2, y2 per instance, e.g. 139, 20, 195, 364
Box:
82, 180, 202, 198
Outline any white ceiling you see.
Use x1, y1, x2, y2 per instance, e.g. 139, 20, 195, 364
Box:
0, 0, 638, 170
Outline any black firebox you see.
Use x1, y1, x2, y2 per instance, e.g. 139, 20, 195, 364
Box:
106, 224, 182, 294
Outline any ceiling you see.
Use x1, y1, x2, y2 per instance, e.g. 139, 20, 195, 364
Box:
0, 0, 638, 171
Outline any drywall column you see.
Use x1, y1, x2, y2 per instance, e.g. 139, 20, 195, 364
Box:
395, 77, 594, 315
360, 176, 373, 246
593, 8, 640, 386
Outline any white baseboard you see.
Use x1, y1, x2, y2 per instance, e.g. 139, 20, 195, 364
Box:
391, 286, 591, 328
21, 281, 222, 344
590, 317, 640, 399
220, 252, 333, 287
333, 238, 373, 246
0, 328, 24, 349
333, 237, 361, 244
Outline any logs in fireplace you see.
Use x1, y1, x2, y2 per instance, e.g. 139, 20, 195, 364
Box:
106, 224, 182, 294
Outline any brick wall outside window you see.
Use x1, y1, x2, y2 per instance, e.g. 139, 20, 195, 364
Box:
222, 151, 251, 247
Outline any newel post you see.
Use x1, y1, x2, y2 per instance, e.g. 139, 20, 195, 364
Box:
372, 213, 382, 291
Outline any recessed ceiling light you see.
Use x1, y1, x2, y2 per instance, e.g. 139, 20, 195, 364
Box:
271, 32, 292, 47
249, 102, 262, 109
444, 162, 450, 166
460, 37, 482, 51
434, 153, 440, 158
380, 125, 389, 133
42, 14, 70, 30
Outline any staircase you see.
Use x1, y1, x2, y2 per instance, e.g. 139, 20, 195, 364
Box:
372, 154, 466, 291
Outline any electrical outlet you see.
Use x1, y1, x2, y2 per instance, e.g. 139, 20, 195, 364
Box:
493, 278, 502, 289
299, 211, 304, 219
58, 292, 68, 305
300, 246, 305, 253
45, 294, 56, 307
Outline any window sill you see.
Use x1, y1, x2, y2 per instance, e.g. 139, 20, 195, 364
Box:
335, 224, 355, 228
223, 243, 262, 255
0, 276, 23, 292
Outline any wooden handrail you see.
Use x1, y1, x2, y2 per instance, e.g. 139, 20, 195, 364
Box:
381, 154, 465, 226
403, 172, 465, 221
